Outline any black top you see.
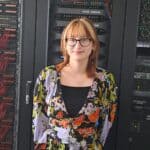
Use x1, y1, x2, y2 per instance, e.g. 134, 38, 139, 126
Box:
61, 84, 90, 117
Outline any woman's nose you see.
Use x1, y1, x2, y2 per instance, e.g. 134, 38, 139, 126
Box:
75, 40, 82, 48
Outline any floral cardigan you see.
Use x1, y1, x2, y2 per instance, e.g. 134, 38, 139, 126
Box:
32, 65, 118, 150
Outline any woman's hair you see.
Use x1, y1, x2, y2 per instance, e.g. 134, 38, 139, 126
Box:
56, 17, 100, 77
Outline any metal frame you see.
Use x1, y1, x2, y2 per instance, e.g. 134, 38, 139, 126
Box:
108, 0, 127, 84
34, 0, 50, 78
17, 0, 37, 149
106, 0, 127, 149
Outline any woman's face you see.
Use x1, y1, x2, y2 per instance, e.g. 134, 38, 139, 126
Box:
65, 34, 93, 62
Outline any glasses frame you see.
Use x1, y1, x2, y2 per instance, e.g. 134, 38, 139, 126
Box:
66, 37, 92, 47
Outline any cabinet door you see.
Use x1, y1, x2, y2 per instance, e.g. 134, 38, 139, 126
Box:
107, 0, 127, 149
17, 0, 36, 149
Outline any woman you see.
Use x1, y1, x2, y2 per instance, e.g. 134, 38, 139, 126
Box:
32, 17, 118, 150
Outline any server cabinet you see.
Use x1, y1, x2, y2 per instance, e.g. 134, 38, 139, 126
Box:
0, 0, 37, 149
116, 0, 150, 150
0, 0, 22, 149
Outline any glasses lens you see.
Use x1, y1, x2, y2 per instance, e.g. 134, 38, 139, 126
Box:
67, 38, 76, 46
80, 38, 91, 46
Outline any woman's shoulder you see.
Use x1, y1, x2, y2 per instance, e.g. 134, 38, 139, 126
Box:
96, 67, 116, 83
40, 65, 57, 73
38, 65, 58, 80
41, 65, 57, 72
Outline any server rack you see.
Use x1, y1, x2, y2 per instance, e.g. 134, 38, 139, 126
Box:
0, 0, 22, 149
116, 0, 150, 150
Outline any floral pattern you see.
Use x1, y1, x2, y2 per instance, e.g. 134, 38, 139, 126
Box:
32, 65, 118, 150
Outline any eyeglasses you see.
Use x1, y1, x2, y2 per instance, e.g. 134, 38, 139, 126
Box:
66, 37, 91, 47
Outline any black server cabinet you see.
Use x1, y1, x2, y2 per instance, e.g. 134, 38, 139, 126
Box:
116, 0, 150, 150
0, 0, 37, 149
0, 0, 22, 149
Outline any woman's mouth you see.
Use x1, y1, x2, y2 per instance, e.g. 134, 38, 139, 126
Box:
72, 51, 84, 54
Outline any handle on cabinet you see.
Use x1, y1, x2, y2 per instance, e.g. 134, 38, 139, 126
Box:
25, 81, 32, 104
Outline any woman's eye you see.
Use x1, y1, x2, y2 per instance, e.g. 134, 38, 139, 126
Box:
81, 38, 88, 42
70, 38, 75, 42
